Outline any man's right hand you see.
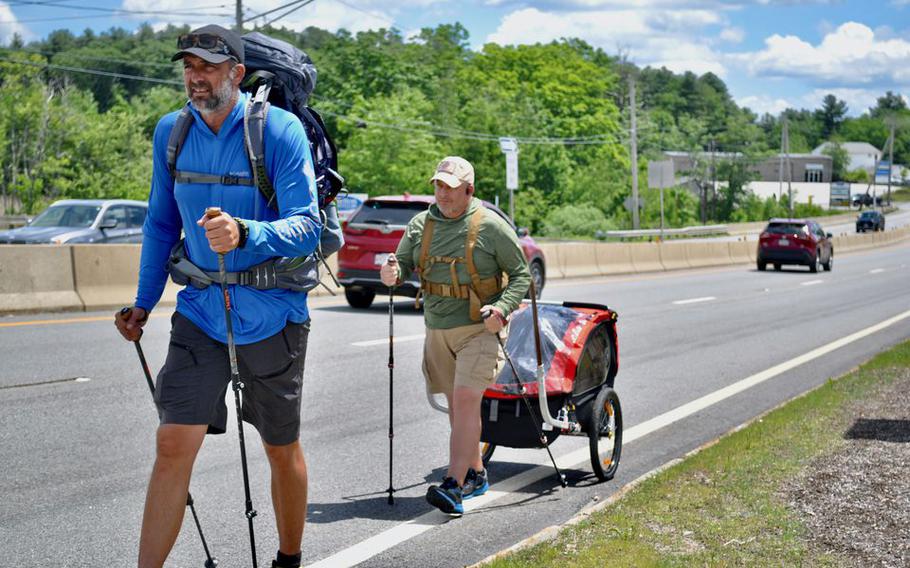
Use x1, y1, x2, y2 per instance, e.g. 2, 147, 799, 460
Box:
380, 253, 399, 287
115, 306, 148, 342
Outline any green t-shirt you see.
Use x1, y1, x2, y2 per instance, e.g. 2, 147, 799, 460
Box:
396, 197, 530, 329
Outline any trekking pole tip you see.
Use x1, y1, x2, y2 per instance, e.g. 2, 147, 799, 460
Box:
204, 557, 219, 568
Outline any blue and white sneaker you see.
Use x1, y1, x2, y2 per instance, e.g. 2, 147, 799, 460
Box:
462, 468, 489, 500
426, 476, 463, 516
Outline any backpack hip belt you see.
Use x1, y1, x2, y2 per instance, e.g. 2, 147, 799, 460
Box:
417, 208, 504, 322
166, 240, 319, 292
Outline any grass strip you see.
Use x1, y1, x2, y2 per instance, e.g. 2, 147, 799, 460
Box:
486, 340, 910, 568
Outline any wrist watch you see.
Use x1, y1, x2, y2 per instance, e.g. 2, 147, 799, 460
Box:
235, 218, 249, 248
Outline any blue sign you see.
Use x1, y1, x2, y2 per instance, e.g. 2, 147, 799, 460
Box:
336, 193, 368, 221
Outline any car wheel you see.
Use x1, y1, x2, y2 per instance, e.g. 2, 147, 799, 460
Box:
823, 252, 833, 272
757, 262, 766, 271
774, 263, 782, 271
344, 286, 376, 309
809, 252, 821, 273
526, 260, 545, 299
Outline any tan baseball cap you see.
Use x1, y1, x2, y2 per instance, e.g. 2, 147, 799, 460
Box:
429, 156, 474, 188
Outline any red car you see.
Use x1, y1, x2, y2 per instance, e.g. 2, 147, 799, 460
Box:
757, 218, 833, 273
337, 194, 547, 308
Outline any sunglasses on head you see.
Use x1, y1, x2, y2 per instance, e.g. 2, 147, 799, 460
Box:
177, 34, 234, 57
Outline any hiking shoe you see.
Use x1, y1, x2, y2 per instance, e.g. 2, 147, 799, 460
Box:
426, 476, 463, 516
462, 468, 489, 500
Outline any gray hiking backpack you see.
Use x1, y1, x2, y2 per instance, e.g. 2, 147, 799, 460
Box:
165, 32, 344, 293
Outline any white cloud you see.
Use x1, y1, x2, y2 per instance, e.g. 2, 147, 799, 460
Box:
737, 22, 910, 86
719, 26, 744, 43
801, 88, 893, 116
737, 94, 792, 115
0, 3, 30, 44
122, 0, 401, 33
486, 7, 727, 76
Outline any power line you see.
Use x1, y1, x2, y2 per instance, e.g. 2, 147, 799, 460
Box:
4, 0, 232, 16
4, 47, 176, 69
332, 0, 394, 25
243, 0, 312, 24
0, 56, 183, 86
263, 0, 317, 28
0, 56, 625, 146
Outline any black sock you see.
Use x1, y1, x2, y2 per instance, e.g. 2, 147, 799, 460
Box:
275, 550, 301, 568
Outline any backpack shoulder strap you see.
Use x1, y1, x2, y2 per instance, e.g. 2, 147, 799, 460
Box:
418, 216, 436, 274
465, 207, 486, 292
243, 83, 277, 210
166, 105, 194, 178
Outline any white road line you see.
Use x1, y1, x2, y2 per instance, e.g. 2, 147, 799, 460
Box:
311, 308, 910, 568
870, 268, 885, 274
352, 334, 425, 347
801, 280, 824, 286
672, 296, 716, 305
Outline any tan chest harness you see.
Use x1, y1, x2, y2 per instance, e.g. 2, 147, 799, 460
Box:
417, 208, 504, 321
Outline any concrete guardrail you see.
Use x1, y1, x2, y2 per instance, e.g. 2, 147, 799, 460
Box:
0, 226, 908, 314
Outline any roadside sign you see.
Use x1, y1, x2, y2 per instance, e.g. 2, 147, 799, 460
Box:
830, 181, 850, 206
505, 152, 518, 190
498, 137, 518, 154
624, 196, 645, 211
336, 192, 368, 221
647, 160, 674, 189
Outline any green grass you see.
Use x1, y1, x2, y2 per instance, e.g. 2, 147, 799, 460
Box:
486, 340, 910, 568
891, 187, 910, 202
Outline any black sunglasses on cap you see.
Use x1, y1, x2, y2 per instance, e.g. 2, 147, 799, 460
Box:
177, 34, 234, 57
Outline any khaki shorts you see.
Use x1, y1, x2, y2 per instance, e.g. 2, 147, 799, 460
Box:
422, 323, 506, 396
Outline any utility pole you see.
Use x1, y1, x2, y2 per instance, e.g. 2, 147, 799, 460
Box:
782, 119, 792, 217
629, 75, 640, 230
710, 139, 716, 222
778, 121, 785, 201
886, 119, 895, 208
235, 0, 243, 30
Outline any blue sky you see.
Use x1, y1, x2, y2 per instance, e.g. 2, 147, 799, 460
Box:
1, 0, 908, 117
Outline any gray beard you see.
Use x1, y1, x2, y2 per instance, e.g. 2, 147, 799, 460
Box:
189, 75, 236, 116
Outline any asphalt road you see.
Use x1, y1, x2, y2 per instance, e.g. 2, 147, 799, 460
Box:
1, 240, 908, 567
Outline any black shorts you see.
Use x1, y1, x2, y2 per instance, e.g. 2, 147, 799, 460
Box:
155, 312, 310, 446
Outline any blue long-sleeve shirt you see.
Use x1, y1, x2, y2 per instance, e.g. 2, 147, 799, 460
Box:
136, 93, 321, 344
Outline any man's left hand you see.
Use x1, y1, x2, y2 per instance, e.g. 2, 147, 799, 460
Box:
197, 210, 239, 253
481, 305, 506, 334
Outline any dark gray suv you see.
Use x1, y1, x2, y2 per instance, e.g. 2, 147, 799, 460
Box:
0, 199, 148, 244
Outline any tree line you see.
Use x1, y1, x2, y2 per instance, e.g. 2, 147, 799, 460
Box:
1, 23, 907, 236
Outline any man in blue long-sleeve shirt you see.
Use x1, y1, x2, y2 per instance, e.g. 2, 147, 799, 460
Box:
114, 25, 319, 568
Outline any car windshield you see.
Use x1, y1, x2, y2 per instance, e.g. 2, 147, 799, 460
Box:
349, 201, 428, 225
859, 212, 877, 219
765, 222, 807, 235
29, 205, 101, 228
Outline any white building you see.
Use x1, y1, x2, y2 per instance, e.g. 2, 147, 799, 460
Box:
811, 141, 882, 174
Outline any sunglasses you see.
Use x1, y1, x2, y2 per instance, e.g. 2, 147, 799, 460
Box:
177, 34, 235, 58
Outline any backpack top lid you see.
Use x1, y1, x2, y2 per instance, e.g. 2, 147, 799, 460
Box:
241, 32, 317, 109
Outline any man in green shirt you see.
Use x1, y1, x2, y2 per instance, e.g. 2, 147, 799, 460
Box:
380, 156, 530, 515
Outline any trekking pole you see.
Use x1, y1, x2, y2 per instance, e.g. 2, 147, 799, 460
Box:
386, 257, 398, 505
120, 307, 219, 568
484, 309, 568, 488
205, 207, 258, 568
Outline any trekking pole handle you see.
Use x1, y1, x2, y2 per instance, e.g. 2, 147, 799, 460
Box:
205, 207, 222, 219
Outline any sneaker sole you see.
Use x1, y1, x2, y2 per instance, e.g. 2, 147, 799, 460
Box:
426, 488, 463, 516
462, 480, 489, 500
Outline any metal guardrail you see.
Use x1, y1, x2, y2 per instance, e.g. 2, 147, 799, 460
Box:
0, 215, 30, 229
596, 224, 728, 240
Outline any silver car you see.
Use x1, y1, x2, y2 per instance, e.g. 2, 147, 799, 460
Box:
0, 199, 148, 244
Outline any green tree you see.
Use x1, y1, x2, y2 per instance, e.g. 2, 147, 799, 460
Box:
815, 94, 848, 140
542, 204, 611, 238
821, 141, 849, 181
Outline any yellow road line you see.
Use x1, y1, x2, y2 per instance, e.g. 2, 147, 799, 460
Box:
0, 312, 171, 329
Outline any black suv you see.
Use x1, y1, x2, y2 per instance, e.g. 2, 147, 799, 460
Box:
856, 210, 885, 232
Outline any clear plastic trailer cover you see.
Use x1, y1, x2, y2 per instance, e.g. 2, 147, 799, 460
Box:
488, 302, 616, 398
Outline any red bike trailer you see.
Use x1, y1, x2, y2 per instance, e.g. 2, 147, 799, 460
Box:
479, 300, 623, 482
